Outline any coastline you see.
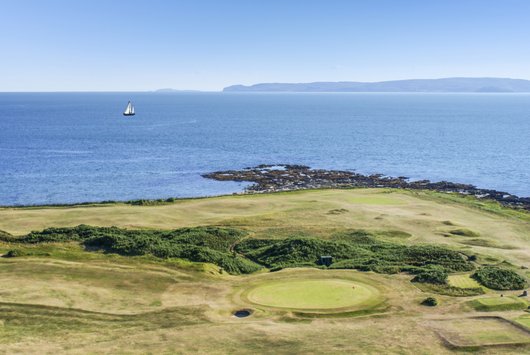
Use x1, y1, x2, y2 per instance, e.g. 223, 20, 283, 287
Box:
2, 164, 529, 211
203, 164, 530, 211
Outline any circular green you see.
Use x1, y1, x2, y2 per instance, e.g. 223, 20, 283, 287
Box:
246, 278, 381, 310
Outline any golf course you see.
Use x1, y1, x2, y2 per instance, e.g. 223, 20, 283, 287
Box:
1, 188, 529, 353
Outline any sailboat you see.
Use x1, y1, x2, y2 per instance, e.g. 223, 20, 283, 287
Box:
123, 101, 135, 116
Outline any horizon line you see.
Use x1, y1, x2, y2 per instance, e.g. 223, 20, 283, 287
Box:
3, 76, 530, 93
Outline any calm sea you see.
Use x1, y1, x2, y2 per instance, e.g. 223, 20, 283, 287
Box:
0, 92, 529, 205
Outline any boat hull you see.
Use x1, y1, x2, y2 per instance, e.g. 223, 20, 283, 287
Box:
123, 113, 135, 116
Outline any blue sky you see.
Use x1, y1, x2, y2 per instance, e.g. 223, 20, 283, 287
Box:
1, 0, 530, 91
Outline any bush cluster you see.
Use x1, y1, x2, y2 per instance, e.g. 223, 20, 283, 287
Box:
415, 283, 484, 297
421, 297, 438, 306
411, 268, 448, 284
0, 229, 14, 241
126, 197, 176, 206
472, 266, 527, 290
7, 226, 479, 279
12, 225, 261, 274
3, 249, 25, 258
236, 230, 473, 277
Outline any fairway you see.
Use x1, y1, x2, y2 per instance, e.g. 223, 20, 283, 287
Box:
348, 195, 405, 205
447, 274, 482, 288
469, 296, 528, 312
246, 279, 380, 310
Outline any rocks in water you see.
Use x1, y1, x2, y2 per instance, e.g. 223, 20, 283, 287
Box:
203, 164, 530, 211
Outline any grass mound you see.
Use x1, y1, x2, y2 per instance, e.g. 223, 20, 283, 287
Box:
3, 225, 261, 274
414, 283, 484, 296
449, 228, 479, 237
236, 230, 473, 276
459, 238, 515, 249
469, 297, 528, 312
472, 266, 527, 290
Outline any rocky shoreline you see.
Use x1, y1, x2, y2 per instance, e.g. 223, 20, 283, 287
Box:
203, 164, 530, 211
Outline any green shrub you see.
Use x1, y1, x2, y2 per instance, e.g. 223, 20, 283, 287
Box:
414, 283, 484, 296
127, 199, 173, 206
243, 238, 373, 269
421, 297, 438, 306
472, 266, 527, 290
9, 224, 476, 278
233, 239, 278, 254
11, 225, 260, 275
412, 269, 448, 284
3, 249, 25, 258
0, 229, 13, 240
237, 231, 473, 275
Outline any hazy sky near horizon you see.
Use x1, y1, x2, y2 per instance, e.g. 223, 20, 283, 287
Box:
1, 0, 530, 91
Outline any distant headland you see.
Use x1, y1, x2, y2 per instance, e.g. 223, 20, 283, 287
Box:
223, 77, 530, 93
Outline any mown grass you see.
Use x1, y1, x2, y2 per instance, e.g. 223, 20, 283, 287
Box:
468, 297, 528, 312
235, 268, 390, 317
448, 274, 482, 289
515, 315, 530, 329
411, 190, 530, 222
245, 279, 380, 310
348, 195, 405, 205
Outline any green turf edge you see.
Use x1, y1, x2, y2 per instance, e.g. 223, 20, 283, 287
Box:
239, 276, 387, 316
468, 297, 528, 312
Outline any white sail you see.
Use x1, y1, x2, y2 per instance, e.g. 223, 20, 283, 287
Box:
123, 101, 133, 115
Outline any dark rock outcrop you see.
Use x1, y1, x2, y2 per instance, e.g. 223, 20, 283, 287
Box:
203, 165, 530, 211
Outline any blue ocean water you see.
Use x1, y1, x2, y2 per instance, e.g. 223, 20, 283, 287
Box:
0, 92, 529, 205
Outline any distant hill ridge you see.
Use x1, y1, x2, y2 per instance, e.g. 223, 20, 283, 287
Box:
223, 77, 530, 93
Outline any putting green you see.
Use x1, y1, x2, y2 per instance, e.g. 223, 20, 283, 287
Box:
245, 278, 381, 310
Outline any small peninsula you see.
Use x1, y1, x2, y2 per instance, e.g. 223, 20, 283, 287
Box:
204, 164, 530, 211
